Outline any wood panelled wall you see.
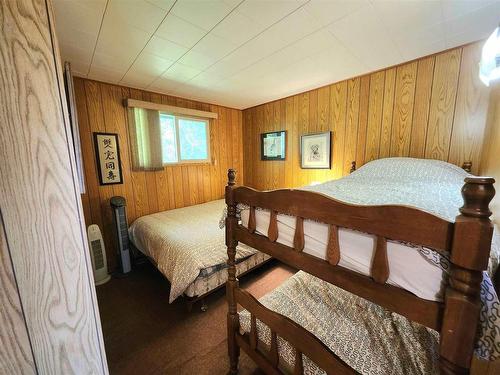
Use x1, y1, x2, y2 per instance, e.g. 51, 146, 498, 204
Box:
242, 42, 490, 190
74, 78, 243, 270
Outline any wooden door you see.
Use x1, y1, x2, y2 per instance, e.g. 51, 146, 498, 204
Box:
0, 0, 108, 373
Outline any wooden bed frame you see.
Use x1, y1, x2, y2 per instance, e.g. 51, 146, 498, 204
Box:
224, 166, 496, 374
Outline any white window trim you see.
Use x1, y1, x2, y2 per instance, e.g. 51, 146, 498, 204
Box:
161, 113, 211, 166
126, 98, 218, 119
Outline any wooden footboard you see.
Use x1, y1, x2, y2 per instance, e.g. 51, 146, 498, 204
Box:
225, 169, 495, 375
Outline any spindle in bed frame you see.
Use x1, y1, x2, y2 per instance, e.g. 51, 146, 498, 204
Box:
225, 167, 495, 375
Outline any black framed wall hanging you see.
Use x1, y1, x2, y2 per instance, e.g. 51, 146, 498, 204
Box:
93, 132, 123, 185
300, 131, 332, 169
261, 130, 286, 160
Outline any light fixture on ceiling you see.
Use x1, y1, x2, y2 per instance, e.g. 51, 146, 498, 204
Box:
479, 25, 500, 86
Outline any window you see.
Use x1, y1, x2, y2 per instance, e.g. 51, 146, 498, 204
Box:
160, 114, 210, 164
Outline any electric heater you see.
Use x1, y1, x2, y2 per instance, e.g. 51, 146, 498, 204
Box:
110, 196, 131, 274
87, 224, 111, 285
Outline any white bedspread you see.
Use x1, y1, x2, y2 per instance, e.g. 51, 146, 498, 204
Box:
240, 158, 499, 302
129, 200, 256, 302
235, 158, 499, 361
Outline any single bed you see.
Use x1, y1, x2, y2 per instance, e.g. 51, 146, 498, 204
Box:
224, 157, 499, 374
128, 199, 270, 309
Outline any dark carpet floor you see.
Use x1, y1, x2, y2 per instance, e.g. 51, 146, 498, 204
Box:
96, 260, 295, 375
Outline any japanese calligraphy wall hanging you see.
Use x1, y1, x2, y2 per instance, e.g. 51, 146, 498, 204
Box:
93, 132, 123, 185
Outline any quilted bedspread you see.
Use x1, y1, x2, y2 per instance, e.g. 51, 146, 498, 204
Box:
129, 199, 256, 302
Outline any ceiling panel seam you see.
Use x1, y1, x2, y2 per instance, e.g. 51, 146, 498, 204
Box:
147, 0, 246, 89
87, 0, 110, 76
118, 0, 179, 82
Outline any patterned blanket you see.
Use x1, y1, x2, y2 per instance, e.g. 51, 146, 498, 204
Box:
235, 158, 499, 368
239, 271, 441, 375
129, 200, 256, 302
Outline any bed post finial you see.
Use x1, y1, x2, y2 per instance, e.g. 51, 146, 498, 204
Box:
228, 168, 236, 186
459, 177, 495, 218
350, 161, 356, 174
440, 176, 495, 374
461, 161, 472, 173
225, 168, 240, 374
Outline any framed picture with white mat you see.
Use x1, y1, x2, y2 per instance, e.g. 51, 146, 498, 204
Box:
300, 131, 331, 169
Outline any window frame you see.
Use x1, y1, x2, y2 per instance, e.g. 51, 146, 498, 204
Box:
160, 112, 211, 166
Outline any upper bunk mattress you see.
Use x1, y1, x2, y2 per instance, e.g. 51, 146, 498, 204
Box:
240, 158, 500, 302
129, 199, 257, 302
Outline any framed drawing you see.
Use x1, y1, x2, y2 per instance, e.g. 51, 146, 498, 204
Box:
300, 131, 331, 169
261, 130, 286, 160
93, 132, 123, 185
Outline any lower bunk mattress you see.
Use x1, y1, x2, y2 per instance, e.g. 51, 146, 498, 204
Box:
239, 271, 499, 375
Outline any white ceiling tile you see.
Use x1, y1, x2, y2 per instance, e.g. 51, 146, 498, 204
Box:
96, 19, 151, 64
223, 0, 242, 8
170, 0, 235, 31
237, 0, 307, 27
59, 42, 92, 66
162, 63, 202, 82
53, 0, 106, 37
202, 49, 256, 78
191, 33, 238, 60
211, 10, 267, 45
393, 21, 447, 61
178, 50, 219, 70
149, 76, 182, 92
442, 0, 499, 20
234, 30, 337, 83
144, 36, 189, 61
145, 0, 176, 11
312, 43, 367, 81
304, 0, 367, 27
186, 71, 226, 89
105, 0, 167, 34
261, 6, 321, 47
155, 13, 207, 48
88, 66, 126, 83
444, 2, 500, 45
92, 51, 131, 72
57, 29, 96, 54
370, 0, 443, 35
328, 5, 402, 70
131, 52, 174, 76
121, 70, 157, 88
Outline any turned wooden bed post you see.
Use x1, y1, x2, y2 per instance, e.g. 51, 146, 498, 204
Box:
440, 176, 495, 374
226, 169, 240, 374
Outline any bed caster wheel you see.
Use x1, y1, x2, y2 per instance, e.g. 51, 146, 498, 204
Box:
200, 302, 208, 312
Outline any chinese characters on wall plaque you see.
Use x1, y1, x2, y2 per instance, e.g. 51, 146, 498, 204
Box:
93, 132, 123, 185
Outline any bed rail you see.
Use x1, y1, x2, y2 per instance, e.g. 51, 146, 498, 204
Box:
225, 169, 495, 375
235, 288, 355, 375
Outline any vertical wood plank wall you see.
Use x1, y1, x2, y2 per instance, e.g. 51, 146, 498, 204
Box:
0, 0, 108, 373
242, 42, 490, 190
74, 78, 244, 270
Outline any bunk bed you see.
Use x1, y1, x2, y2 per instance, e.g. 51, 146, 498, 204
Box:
224, 158, 499, 374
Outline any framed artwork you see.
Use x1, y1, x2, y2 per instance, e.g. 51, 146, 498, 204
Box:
300, 131, 332, 169
261, 130, 286, 160
93, 132, 123, 185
